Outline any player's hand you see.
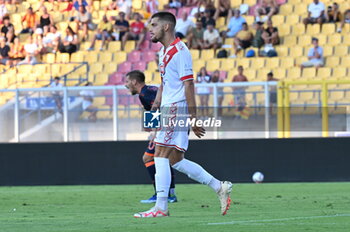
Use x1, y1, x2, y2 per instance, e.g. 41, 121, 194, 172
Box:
192, 125, 206, 138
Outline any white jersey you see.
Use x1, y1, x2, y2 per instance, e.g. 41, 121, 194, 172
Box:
158, 38, 194, 106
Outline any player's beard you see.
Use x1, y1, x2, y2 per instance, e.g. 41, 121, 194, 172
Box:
151, 30, 164, 43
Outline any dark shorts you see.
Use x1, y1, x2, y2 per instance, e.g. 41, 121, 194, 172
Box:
270, 92, 277, 104
308, 17, 326, 23
240, 40, 251, 49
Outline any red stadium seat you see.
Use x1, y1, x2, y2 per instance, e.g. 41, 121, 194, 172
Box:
108, 72, 124, 85
142, 51, 156, 62
177, 7, 193, 18
139, 40, 150, 51
117, 61, 132, 73
150, 42, 162, 52
132, 61, 147, 71
127, 50, 141, 62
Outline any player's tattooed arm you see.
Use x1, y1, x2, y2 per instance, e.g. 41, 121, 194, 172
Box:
184, 80, 205, 138
150, 83, 163, 111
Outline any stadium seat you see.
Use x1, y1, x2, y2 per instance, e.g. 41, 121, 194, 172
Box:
293, 3, 307, 15
90, 63, 103, 75
200, 50, 215, 60
322, 45, 333, 57
279, 4, 293, 15
283, 35, 297, 46
298, 35, 312, 46
340, 57, 350, 67
150, 42, 162, 51
220, 59, 235, 70
104, 63, 118, 73
265, 58, 280, 69
108, 72, 124, 85
94, 73, 109, 85
287, 67, 301, 79
139, 40, 151, 50
99, 52, 113, 63
206, 59, 221, 70
316, 67, 331, 79
272, 15, 285, 26
190, 50, 200, 60
44, 53, 56, 63
278, 24, 291, 37
147, 61, 158, 71
343, 35, 350, 45
128, 50, 141, 62
85, 52, 99, 63
301, 67, 316, 79
274, 68, 286, 79
114, 52, 127, 64
250, 58, 265, 69
117, 62, 132, 73
306, 24, 320, 35
333, 67, 347, 78
244, 69, 257, 80
285, 15, 300, 25
256, 69, 271, 80
322, 24, 336, 35
143, 71, 154, 83
142, 51, 156, 62
124, 41, 136, 53
325, 57, 340, 67
193, 60, 206, 72
108, 41, 121, 51
71, 52, 85, 62
334, 45, 349, 56
132, 61, 147, 71
236, 58, 250, 68
289, 46, 303, 57
275, 47, 288, 57
327, 34, 342, 45
292, 24, 305, 36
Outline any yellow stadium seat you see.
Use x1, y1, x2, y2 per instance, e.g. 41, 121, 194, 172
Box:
283, 35, 297, 46
316, 67, 331, 79
216, 17, 226, 28
230, 0, 242, 7
295, 57, 308, 66
292, 24, 305, 35
108, 41, 121, 51
340, 56, 350, 67
61, 64, 75, 74
56, 53, 70, 63
71, 52, 85, 62
334, 45, 349, 56
274, 68, 286, 79
17, 65, 33, 74
333, 67, 347, 78
206, 59, 221, 71
298, 35, 312, 46
278, 24, 291, 37
220, 59, 235, 70
124, 41, 136, 53
325, 57, 340, 67
147, 61, 158, 71
275, 47, 288, 57
293, 3, 307, 15
316, 34, 327, 46
90, 63, 103, 75
50, 64, 61, 76
236, 58, 250, 68
306, 24, 320, 35
245, 16, 255, 26
44, 53, 56, 63
322, 23, 336, 35
99, 52, 113, 63
85, 52, 99, 63
193, 60, 206, 73
132, 0, 143, 9
114, 52, 127, 63
243, 0, 256, 6
190, 50, 200, 60
343, 35, 350, 45
250, 58, 265, 69
144, 71, 154, 83
323, 45, 334, 57
287, 67, 301, 79
327, 34, 342, 45
256, 68, 271, 81
299, 92, 314, 101
280, 4, 293, 15
289, 46, 303, 57
104, 63, 118, 73
32, 64, 48, 74
200, 50, 215, 60
301, 67, 316, 79
280, 57, 295, 68
288, 0, 301, 4
271, 15, 285, 26
94, 73, 109, 85
285, 15, 300, 25
265, 57, 280, 69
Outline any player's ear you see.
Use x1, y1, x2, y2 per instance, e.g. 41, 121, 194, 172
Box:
163, 22, 170, 32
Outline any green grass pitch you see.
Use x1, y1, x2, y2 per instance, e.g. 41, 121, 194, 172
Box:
1, 183, 349, 232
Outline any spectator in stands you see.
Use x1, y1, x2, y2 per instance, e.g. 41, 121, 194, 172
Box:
9, 37, 25, 65
232, 65, 248, 109
233, 22, 253, 57
107, 0, 118, 10
301, 37, 324, 70
18, 35, 39, 65
267, 72, 278, 106
203, 22, 221, 52
303, 0, 326, 30
214, 0, 231, 20
80, 82, 97, 122
145, 0, 159, 18
252, 22, 264, 48
34, 28, 45, 55
61, 0, 74, 17
211, 69, 224, 116
39, 6, 53, 29
75, 5, 94, 41
186, 20, 204, 49
58, 26, 78, 54
326, 3, 341, 23
50, 76, 64, 114
163, 0, 182, 15
255, 0, 278, 22
223, 9, 246, 41
73, 0, 88, 11
0, 36, 10, 65
262, 19, 279, 45
175, 12, 195, 39
337, 9, 350, 33
121, 13, 145, 51
201, 9, 215, 29
87, 15, 113, 51
43, 25, 61, 53
21, 7, 38, 34
0, 0, 8, 25
5, 26, 16, 44
114, 11, 129, 41
198, 0, 216, 17
113, 0, 132, 20
1, 16, 14, 37
196, 66, 211, 116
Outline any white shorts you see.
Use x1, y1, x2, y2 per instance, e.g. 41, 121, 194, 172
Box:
154, 100, 189, 152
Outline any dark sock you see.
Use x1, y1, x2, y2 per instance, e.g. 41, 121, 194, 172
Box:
145, 160, 156, 195
170, 166, 176, 196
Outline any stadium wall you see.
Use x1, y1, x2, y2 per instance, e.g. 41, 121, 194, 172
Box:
0, 138, 349, 186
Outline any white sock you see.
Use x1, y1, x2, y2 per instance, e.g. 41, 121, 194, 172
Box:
154, 157, 171, 211
172, 159, 220, 192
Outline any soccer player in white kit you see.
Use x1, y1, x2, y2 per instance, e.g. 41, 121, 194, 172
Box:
134, 12, 232, 218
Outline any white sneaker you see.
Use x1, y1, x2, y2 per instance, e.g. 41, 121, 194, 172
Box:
217, 181, 233, 215
134, 206, 169, 218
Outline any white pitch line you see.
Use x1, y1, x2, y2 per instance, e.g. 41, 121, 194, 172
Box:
207, 214, 350, 225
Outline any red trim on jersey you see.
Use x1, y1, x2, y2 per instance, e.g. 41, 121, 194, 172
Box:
180, 74, 194, 81
154, 142, 186, 152
163, 46, 178, 69
170, 37, 181, 46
